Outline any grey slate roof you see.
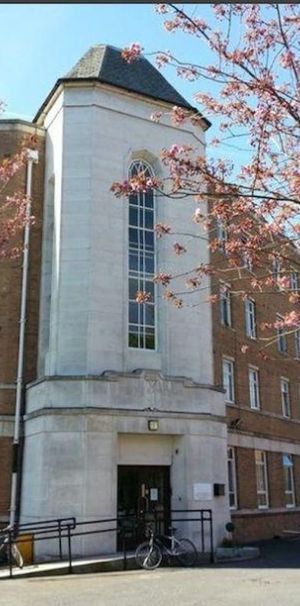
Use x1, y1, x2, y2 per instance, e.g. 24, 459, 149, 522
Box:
64, 44, 193, 109
34, 44, 210, 128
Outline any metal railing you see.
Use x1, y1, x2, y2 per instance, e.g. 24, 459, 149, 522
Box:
0, 517, 76, 578
0, 509, 213, 578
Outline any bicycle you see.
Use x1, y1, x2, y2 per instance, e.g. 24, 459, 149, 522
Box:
0, 526, 24, 569
135, 524, 198, 570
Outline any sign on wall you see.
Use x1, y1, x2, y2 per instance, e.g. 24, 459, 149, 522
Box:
193, 483, 213, 501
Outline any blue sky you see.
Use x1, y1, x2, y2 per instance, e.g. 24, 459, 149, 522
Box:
0, 3, 214, 120
0, 3, 248, 167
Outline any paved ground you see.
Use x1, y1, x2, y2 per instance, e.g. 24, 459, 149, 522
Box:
1, 538, 300, 606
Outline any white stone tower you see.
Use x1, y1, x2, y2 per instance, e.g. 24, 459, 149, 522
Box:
20, 45, 228, 556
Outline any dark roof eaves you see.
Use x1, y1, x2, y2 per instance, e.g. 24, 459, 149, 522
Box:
34, 76, 211, 130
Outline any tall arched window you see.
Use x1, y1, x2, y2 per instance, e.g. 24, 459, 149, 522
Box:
128, 160, 156, 349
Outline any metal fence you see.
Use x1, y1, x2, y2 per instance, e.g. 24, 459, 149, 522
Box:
0, 509, 213, 578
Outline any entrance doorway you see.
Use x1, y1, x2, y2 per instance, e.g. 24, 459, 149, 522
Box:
117, 465, 171, 547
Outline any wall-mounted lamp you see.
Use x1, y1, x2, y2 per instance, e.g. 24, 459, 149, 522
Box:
148, 419, 159, 431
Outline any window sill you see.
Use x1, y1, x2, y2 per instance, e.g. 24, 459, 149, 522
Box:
220, 323, 236, 333
226, 402, 300, 424
128, 347, 158, 353
232, 507, 300, 517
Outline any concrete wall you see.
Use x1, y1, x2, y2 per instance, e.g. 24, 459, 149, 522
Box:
21, 82, 229, 558
21, 396, 228, 557
39, 84, 212, 385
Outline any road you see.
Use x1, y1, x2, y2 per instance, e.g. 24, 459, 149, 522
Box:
1, 565, 300, 606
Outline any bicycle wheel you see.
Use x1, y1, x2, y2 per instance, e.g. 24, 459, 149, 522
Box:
135, 542, 162, 570
11, 544, 24, 569
175, 538, 197, 567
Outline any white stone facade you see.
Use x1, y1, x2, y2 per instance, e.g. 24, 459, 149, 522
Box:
21, 80, 229, 556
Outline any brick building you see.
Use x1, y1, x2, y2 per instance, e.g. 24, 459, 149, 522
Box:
212, 230, 300, 542
0, 45, 299, 552
0, 121, 44, 526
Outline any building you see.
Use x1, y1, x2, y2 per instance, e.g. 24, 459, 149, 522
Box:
0, 46, 228, 557
1, 44, 299, 556
211, 225, 300, 542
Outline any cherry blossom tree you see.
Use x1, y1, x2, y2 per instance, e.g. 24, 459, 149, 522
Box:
112, 3, 300, 353
0, 124, 36, 258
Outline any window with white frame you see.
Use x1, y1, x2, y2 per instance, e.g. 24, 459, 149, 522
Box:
220, 282, 232, 327
240, 234, 252, 271
222, 358, 235, 403
291, 270, 299, 292
255, 450, 269, 509
217, 219, 227, 253
128, 160, 156, 350
245, 298, 256, 339
282, 454, 295, 508
242, 252, 253, 272
272, 258, 281, 282
227, 447, 238, 509
295, 329, 300, 359
277, 314, 287, 353
249, 367, 260, 410
281, 378, 291, 417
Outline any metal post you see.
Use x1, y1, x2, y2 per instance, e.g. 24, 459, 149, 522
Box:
58, 520, 62, 560
122, 531, 127, 571
10, 149, 39, 528
67, 525, 73, 574
8, 529, 13, 578
209, 512, 214, 563
201, 513, 204, 553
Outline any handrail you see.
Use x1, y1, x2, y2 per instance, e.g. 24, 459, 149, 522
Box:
0, 509, 214, 579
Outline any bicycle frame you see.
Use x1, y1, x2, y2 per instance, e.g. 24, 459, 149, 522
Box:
136, 524, 198, 570
148, 528, 179, 558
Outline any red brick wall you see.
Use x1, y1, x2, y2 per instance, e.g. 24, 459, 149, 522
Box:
211, 226, 300, 543
232, 510, 300, 543
230, 447, 300, 542
0, 437, 13, 517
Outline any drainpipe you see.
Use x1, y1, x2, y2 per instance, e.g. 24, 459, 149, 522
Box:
9, 148, 39, 527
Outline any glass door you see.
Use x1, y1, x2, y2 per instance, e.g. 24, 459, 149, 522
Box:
117, 465, 170, 547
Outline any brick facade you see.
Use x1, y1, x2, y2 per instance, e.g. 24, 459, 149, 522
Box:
212, 236, 300, 543
0, 121, 44, 522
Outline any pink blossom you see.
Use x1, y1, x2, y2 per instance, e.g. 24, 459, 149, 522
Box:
155, 223, 171, 237
135, 290, 152, 303
121, 43, 143, 63
154, 4, 169, 14
277, 276, 291, 290
154, 272, 172, 286
151, 111, 163, 123
156, 52, 171, 68
173, 242, 187, 255
241, 345, 249, 354
280, 50, 296, 68
170, 106, 187, 125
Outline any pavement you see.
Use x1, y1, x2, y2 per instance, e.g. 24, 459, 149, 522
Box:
0, 538, 300, 606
